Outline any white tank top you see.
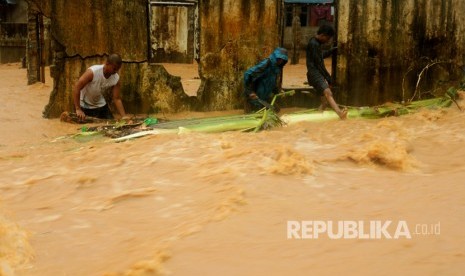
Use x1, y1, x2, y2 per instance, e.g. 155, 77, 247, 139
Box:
80, 64, 119, 109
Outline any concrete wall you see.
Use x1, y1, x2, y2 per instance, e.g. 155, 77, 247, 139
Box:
2, 0, 28, 23
43, 56, 194, 117
337, 0, 465, 106
150, 4, 196, 63
33, 0, 465, 116
283, 26, 318, 50
26, 0, 195, 118
197, 0, 282, 110
46, 0, 148, 61
0, 0, 28, 64
0, 23, 27, 63
30, 0, 282, 116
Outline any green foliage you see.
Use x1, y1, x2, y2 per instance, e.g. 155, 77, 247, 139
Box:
143, 117, 159, 127
65, 91, 456, 142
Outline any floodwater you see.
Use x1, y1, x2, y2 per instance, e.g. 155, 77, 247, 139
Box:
1, 63, 465, 276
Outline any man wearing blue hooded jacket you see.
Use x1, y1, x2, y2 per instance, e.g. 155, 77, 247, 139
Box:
243, 47, 288, 112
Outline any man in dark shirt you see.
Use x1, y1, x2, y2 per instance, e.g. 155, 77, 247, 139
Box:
306, 24, 347, 119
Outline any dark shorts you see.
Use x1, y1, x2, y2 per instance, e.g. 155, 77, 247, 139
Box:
307, 72, 329, 97
81, 104, 113, 119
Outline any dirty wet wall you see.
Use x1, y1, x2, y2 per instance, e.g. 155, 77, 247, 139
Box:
27, 0, 193, 118
197, 0, 282, 110
150, 4, 196, 63
42, 56, 193, 117
337, 0, 465, 106
42, 0, 147, 60
31, 0, 282, 116
29, 0, 465, 116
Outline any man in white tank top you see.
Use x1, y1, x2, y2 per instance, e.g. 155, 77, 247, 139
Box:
73, 54, 128, 120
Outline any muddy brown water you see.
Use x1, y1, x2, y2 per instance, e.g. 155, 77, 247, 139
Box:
1, 63, 465, 275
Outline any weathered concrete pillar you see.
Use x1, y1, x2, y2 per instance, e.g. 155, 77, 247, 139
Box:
196, 0, 282, 111
290, 6, 302, 65
26, 9, 39, 85
337, 0, 465, 106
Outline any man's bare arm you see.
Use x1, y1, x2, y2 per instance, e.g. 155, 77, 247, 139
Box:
73, 69, 93, 120
112, 81, 127, 119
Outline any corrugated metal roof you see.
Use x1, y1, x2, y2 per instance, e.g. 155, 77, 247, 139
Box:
284, 0, 333, 4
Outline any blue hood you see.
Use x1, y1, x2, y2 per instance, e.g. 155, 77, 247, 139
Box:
269, 47, 288, 67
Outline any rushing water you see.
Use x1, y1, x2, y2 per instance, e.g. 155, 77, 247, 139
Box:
1, 64, 465, 275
